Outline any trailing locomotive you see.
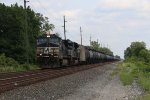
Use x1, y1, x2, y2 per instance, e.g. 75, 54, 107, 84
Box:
36, 34, 119, 68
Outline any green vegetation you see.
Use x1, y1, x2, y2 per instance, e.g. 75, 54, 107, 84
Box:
114, 41, 150, 99
0, 3, 54, 64
137, 94, 150, 100
0, 3, 55, 72
90, 41, 114, 56
0, 54, 39, 73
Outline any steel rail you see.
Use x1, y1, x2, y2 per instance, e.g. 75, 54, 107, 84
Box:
0, 62, 115, 94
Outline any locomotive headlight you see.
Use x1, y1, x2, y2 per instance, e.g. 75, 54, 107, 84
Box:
40, 54, 42, 56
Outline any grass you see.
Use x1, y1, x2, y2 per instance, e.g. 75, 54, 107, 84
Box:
120, 72, 134, 85
0, 54, 39, 73
0, 64, 39, 73
113, 60, 150, 100
137, 94, 150, 100
112, 62, 135, 85
111, 62, 122, 76
139, 73, 150, 92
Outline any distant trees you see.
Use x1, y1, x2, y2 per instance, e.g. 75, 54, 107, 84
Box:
0, 3, 54, 64
90, 41, 99, 51
36, 13, 55, 35
124, 41, 150, 63
90, 41, 113, 56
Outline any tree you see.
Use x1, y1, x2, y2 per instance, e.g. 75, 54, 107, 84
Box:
139, 49, 150, 63
90, 41, 113, 56
36, 13, 55, 35
0, 3, 44, 63
124, 41, 146, 59
124, 47, 132, 59
124, 41, 150, 63
90, 41, 100, 51
99, 47, 113, 56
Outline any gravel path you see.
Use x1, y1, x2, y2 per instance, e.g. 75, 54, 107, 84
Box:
0, 63, 143, 100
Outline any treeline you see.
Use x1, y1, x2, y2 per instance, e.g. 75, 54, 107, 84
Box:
90, 41, 114, 56
0, 3, 54, 64
124, 41, 150, 63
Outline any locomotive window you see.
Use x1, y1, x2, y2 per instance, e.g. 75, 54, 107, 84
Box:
37, 38, 47, 45
49, 38, 59, 44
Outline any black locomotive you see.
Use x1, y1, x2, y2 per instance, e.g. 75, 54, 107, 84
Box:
36, 34, 119, 68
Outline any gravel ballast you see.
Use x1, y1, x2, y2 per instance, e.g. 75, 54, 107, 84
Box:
0, 62, 143, 100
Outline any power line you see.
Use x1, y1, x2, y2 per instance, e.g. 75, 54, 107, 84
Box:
28, 2, 39, 13
36, 0, 49, 14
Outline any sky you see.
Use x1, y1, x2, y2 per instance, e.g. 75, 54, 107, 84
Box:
1, 0, 150, 58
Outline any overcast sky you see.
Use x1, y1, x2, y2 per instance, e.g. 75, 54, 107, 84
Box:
1, 0, 150, 58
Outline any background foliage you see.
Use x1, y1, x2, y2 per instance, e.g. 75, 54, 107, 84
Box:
90, 41, 114, 56
0, 3, 54, 64
124, 41, 150, 63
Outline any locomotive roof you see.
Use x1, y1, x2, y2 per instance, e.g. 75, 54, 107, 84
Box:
62, 39, 79, 49
37, 34, 61, 39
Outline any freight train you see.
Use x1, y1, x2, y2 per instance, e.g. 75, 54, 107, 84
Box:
36, 34, 119, 68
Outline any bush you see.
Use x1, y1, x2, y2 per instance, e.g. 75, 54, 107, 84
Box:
0, 53, 19, 67
0, 54, 39, 73
120, 72, 134, 85
139, 73, 150, 91
118, 62, 135, 85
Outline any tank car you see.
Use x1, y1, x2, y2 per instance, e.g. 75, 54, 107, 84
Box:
79, 46, 112, 64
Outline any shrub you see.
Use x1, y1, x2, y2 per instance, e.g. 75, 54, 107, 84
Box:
120, 71, 134, 85
139, 73, 150, 91
0, 54, 39, 73
0, 53, 19, 67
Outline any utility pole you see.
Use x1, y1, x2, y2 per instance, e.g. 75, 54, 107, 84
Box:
24, 0, 29, 64
24, 0, 29, 9
63, 16, 67, 40
90, 35, 91, 46
80, 27, 82, 45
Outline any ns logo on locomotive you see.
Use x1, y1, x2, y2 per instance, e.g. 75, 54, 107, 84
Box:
36, 34, 119, 68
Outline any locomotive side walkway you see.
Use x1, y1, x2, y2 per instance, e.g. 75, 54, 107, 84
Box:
0, 62, 142, 100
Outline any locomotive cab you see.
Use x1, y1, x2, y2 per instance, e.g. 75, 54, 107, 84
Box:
36, 34, 62, 68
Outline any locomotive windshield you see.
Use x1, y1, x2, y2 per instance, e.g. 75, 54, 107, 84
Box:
37, 37, 60, 47
37, 38, 47, 45
37, 34, 61, 47
49, 38, 59, 44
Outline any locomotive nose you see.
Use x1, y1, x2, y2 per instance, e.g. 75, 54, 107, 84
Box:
44, 47, 49, 54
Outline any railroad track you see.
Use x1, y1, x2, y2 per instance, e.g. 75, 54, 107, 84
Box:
0, 62, 115, 94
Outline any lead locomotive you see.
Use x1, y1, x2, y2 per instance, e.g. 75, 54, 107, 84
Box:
36, 34, 119, 68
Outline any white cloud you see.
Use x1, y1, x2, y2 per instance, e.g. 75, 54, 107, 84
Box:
60, 10, 81, 19
99, 0, 150, 13
99, 0, 137, 9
